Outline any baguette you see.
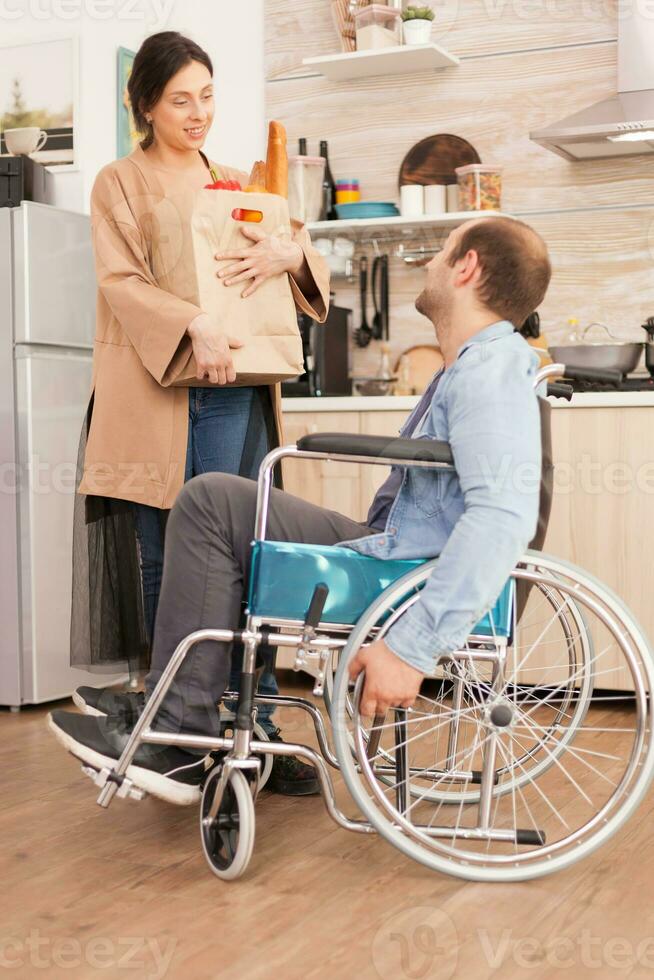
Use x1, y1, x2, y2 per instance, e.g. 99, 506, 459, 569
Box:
265, 121, 288, 198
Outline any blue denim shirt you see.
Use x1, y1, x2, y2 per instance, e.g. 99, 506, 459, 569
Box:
339, 320, 542, 674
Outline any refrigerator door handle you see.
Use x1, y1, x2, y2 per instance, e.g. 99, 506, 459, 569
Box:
14, 342, 93, 357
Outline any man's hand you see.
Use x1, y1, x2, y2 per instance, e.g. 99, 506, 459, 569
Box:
348, 638, 424, 717
215, 226, 304, 299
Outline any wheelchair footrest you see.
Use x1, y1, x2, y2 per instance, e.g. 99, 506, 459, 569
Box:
80, 763, 148, 802
516, 828, 546, 847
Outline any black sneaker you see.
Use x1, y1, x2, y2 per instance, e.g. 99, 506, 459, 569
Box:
48, 709, 213, 806
73, 686, 145, 724
265, 728, 320, 797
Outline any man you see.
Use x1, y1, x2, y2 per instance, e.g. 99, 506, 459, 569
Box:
49, 216, 552, 806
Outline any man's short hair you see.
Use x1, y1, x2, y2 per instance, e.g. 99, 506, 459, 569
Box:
446, 217, 552, 328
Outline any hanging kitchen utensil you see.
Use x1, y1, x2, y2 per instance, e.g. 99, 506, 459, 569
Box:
354, 255, 373, 348
518, 311, 552, 365
381, 253, 390, 342
395, 243, 442, 266
519, 311, 541, 339
370, 255, 383, 341
642, 317, 654, 378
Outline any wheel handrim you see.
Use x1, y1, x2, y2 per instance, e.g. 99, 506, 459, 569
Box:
331, 554, 654, 880
326, 566, 596, 804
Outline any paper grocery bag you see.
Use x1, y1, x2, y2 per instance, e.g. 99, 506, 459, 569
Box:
150, 188, 304, 386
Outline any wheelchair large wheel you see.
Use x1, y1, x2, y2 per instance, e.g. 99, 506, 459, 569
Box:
331, 552, 654, 882
324, 563, 595, 805
200, 768, 255, 881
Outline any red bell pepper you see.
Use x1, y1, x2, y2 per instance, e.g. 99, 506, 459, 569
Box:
204, 179, 242, 191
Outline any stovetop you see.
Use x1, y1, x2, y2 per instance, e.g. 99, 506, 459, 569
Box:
570, 376, 654, 393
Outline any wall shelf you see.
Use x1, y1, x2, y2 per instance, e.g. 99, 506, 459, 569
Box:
302, 43, 460, 82
307, 210, 513, 244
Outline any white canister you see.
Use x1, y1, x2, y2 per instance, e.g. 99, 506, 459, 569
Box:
446, 184, 459, 212
424, 184, 447, 215
400, 184, 424, 218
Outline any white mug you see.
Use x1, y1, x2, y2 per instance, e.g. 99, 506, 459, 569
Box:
4, 127, 48, 156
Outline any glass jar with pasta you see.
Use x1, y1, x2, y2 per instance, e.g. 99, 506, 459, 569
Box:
455, 164, 503, 212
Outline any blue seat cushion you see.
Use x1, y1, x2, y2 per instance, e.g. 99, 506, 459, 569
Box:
247, 541, 513, 639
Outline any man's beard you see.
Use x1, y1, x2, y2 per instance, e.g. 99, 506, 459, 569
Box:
415, 284, 453, 340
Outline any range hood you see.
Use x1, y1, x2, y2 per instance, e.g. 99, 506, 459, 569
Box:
530, 8, 654, 160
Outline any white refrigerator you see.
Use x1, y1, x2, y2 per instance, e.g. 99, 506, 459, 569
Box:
1, 201, 124, 707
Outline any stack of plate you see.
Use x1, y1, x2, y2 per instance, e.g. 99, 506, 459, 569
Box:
334, 202, 400, 220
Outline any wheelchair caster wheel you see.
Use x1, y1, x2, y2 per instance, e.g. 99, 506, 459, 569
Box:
218, 719, 272, 791
200, 768, 255, 881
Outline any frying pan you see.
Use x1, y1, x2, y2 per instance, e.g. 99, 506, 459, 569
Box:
549, 323, 642, 376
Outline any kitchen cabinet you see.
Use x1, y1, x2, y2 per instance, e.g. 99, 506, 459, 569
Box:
535, 403, 654, 691
277, 400, 409, 674
282, 405, 406, 521
278, 394, 654, 690
358, 410, 406, 520
282, 410, 363, 520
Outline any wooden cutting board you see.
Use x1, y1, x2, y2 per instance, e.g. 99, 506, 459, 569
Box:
394, 344, 444, 393
398, 134, 481, 187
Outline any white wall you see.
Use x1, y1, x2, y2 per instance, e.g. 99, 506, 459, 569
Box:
1, 0, 265, 213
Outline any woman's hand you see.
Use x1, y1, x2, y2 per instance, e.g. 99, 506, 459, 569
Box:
215, 226, 304, 298
187, 313, 243, 385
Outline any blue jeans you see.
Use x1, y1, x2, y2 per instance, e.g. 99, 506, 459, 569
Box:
132, 386, 279, 734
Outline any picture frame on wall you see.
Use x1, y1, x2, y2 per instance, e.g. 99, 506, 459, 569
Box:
0, 34, 79, 170
117, 47, 139, 159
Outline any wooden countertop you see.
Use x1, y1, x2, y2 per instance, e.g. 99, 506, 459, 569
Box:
282, 393, 654, 412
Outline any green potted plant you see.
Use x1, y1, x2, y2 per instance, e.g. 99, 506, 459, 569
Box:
402, 5, 435, 45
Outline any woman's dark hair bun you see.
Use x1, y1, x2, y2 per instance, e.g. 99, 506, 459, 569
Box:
127, 31, 213, 149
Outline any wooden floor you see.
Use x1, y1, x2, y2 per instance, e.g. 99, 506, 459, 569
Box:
3, 675, 654, 980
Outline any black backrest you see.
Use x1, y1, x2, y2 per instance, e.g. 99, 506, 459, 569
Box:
529, 396, 553, 552
516, 396, 553, 621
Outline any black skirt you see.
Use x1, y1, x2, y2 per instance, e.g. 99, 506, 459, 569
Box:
69, 386, 279, 675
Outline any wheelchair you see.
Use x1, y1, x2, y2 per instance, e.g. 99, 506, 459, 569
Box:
84, 363, 654, 883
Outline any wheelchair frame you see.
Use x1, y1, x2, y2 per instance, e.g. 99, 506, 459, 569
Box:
90, 432, 461, 832
89, 400, 507, 832
82, 363, 654, 882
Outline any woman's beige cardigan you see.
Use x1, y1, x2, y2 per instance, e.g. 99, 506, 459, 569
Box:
78, 142, 330, 509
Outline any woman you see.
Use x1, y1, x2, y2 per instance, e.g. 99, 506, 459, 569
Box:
70, 31, 329, 795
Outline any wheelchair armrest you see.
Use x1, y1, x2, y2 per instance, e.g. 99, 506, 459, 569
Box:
296, 432, 454, 465
546, 382, 573, 401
